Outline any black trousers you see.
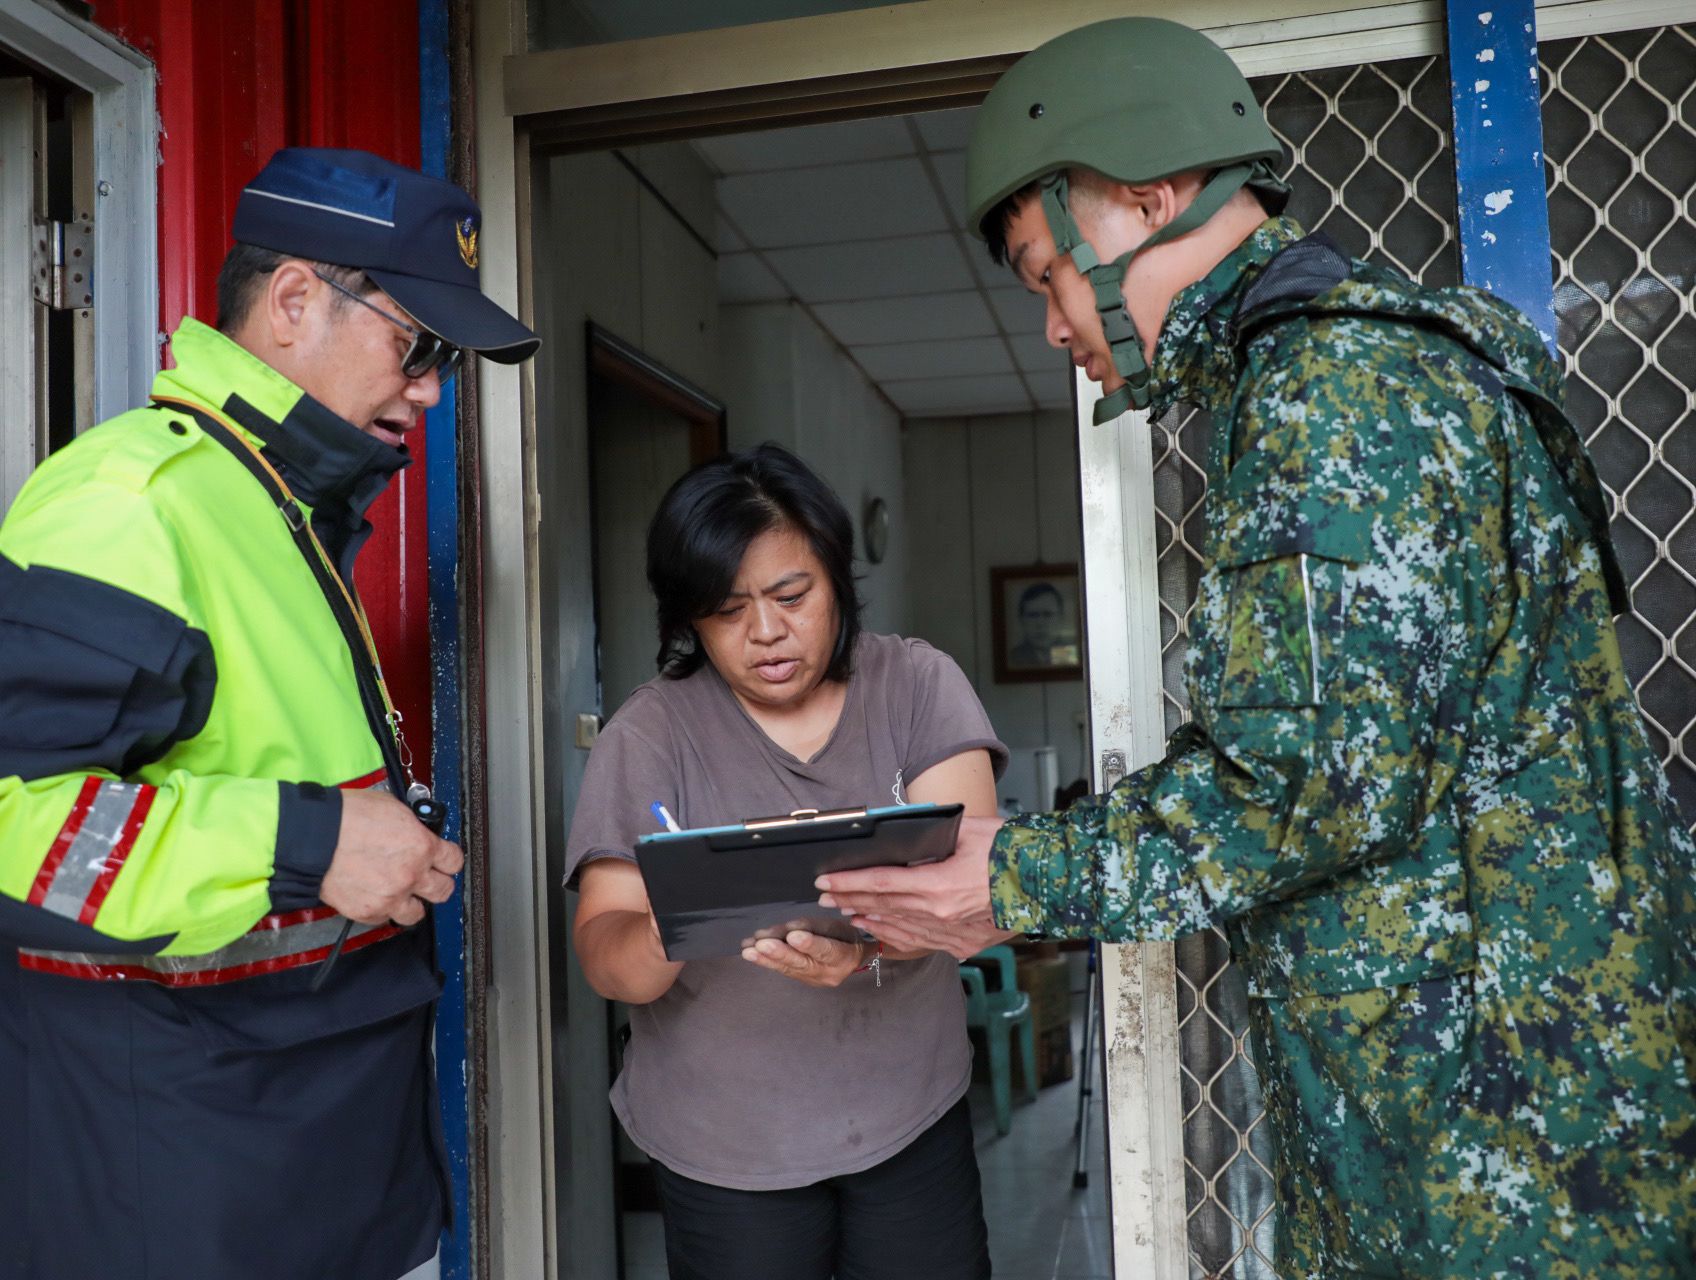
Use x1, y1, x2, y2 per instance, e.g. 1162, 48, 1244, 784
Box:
651, 1096, 992, 1280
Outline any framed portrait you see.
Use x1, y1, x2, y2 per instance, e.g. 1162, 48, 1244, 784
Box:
991, 563, 1082, 683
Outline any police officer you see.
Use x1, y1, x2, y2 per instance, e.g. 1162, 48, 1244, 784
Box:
0, 148, 537, 1280
818, 19, 1696, 1276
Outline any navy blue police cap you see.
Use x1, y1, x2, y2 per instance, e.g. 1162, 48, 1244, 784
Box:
233, 147, 539, 363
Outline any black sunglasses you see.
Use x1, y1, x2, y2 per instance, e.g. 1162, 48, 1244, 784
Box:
314, 271, 465, 383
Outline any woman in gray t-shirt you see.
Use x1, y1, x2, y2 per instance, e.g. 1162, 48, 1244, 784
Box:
567, 445, 1005, 1280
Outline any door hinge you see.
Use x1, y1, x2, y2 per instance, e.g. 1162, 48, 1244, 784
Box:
31, 215, 93, 312
575, 712, 603, 750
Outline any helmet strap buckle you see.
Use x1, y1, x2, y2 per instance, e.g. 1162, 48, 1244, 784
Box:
1040, 160, 1284, 421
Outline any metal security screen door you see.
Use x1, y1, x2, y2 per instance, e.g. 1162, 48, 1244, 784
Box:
1130, 19, 1695, 1280
1543, 23, 1696, 828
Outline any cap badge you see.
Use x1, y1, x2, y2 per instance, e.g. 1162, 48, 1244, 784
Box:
456, 216, 479, 269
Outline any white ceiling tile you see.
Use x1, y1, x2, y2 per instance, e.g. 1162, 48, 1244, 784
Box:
988, 286, 1045, 335
1010, 332, 1065, 377
717, 156, 948, 249
914, 107, 978, 154
762, 232, 973, 303
852, 336, 1010, 382
715, 216, 747, 252
696, 116, 915, 175
811, 290, 995, 346
928, 150, 969, 229
884, 375, 1032, 417
718, 253, 790, 304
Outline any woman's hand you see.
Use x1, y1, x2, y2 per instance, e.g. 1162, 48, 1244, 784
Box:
741, 929, 870, 988
575, 860, 686, 1004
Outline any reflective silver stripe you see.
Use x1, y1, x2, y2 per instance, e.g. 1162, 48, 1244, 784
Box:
20, 913, 392, 979
40, 782, 144, 920
240, 186, 396, 227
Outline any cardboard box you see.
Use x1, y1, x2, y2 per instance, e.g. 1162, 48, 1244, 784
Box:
1015, 955, 1074, 1089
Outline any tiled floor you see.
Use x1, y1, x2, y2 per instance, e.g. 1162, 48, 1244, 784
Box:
619, 969, 1112, 1279
969, 984, 1111, 1280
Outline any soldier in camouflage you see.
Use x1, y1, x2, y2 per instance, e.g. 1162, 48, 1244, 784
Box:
816, 18, 1696, 1278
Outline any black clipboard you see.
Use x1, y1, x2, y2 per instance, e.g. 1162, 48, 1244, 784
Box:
634, 802, 963, 961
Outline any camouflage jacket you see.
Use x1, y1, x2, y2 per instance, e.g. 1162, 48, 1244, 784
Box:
990, 217, 1696, 1277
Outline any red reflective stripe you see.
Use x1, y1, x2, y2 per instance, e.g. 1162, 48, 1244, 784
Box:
28, 777, 103, 907
342, 768, 387, 789
16, 923, 403, 987
76, 785, 157, 925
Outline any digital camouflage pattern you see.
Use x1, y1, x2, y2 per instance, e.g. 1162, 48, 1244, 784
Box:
990, 216, 1696, 1277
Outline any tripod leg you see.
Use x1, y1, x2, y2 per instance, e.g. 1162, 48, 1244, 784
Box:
1073, 944, 1102, 1187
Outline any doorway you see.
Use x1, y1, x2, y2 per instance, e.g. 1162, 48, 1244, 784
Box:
528, 107, 1113, 1280
0, 0, 155, 517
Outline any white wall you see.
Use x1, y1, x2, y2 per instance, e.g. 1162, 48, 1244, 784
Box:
720, 300, 909, 637
547, 144, 722, 716
902, 410, 1089, 807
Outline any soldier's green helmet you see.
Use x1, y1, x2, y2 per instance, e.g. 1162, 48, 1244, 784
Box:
966, 19, 1288, 421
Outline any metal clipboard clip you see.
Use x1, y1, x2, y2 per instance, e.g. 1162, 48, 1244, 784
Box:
741, 806, 869, 835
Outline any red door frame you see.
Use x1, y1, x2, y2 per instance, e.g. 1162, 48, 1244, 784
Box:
91, 0, 435, 772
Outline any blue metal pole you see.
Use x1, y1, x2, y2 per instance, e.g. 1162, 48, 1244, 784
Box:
1445, 0, 1558, 351
418, 1, 472, 1274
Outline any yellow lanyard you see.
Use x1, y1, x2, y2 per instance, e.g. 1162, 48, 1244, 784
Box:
152, 394, 414, 783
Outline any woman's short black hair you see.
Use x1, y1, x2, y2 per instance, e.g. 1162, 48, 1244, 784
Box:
647, 442, 863, 681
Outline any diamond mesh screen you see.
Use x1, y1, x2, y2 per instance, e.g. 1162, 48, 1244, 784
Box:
1157, 32, 1695, 1277
1542, 24, 1696, 827
1156, 56, 1460, 1280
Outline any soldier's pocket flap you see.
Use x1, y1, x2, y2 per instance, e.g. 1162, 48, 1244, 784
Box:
1239, 875, 1477, 999
1212, 484, 1375, 570
1212, 504, 1370, 711
1262, 934, 1477, 998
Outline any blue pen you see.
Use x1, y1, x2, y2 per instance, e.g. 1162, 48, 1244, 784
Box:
650, 802, 682, 833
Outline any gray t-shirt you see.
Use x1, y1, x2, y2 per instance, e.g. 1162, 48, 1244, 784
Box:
565, 632, 1007, 1190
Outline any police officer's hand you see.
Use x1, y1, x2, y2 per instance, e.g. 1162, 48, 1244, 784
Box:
320, 789, 465, 926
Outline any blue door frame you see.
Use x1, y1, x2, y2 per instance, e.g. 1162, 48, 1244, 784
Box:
415, 4, 1565, 1276
1447, 0, 1559, 347
419, 0, 474, 1275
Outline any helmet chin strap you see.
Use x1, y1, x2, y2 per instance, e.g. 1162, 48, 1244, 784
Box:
1039, 161, 1289, 422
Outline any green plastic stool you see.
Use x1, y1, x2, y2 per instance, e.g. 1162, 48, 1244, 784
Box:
960, 945, 1038, 1135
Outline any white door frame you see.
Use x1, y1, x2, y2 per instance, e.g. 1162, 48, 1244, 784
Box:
473, 0, 557, 1277
1071, 378, 1191, 1273
0, 0, 156, 427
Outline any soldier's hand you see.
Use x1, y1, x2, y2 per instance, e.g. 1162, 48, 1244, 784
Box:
816, 816, 1012, 960
319, 789, 465, 926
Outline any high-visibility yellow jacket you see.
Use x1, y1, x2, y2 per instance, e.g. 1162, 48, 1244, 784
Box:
0, 318, 446, 1280
0, 318, 411, 960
